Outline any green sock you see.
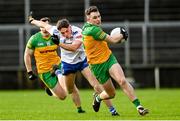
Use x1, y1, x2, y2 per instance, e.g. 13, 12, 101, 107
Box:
77, 106, 82, 111
132, 98, 140, 107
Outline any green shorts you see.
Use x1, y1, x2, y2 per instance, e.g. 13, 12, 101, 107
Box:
38, 64, 61, 89
90, 54, 118, 84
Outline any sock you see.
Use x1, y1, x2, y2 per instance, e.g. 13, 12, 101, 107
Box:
109, 106, 117, 114
77, 106, 82, 112
96, 95, 102, 102
132, 98, 141, 108
55, 69, 61, 76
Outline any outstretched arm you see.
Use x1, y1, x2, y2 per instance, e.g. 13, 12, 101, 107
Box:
28, 14, 52, 33
30, 19, 52, 33
29, 15, 60, 45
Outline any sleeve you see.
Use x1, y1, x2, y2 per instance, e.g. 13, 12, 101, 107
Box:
74, 27, 83, 42
26, 35, 35, 50
90, 26, 107, 41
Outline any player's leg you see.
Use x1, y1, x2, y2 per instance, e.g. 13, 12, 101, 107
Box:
109, 63, 149, 116
81, 66, 103, 93
61, 61, 77, 94
99, 78, 119, 115
81, 66, 118, 115
71, 84, 86, 113
39, 72, 67, 100
57, 73, 85, 113
109, 63, 136, 100
51, 80, 67, 100
102, 98, 119, 116
63, 73, 76, 94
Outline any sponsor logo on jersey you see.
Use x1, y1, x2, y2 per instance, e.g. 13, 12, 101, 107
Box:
72, 31, 78, 35
39, 49, 56, 54
37, 42, 44, 46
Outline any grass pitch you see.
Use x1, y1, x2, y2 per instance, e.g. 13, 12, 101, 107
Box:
0, 89, 180, 120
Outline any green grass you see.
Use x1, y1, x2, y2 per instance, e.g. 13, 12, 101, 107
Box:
0, 89, 180, 120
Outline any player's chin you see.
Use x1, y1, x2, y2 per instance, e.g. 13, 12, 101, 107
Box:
95, 23, 101, 26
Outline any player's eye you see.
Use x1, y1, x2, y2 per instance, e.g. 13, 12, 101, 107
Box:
61, 30, 68, 34
93, 16, 98, 19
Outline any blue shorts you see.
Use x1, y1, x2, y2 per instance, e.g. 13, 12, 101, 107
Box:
61, 58, 89, 75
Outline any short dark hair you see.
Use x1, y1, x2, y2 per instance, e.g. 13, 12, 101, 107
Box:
40, 17, 50, 22
56, 19, 70, 30
85, 6, 99, 16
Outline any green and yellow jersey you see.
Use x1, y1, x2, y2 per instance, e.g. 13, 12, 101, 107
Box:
82, 22, 112, 64
27, 32, 60, 74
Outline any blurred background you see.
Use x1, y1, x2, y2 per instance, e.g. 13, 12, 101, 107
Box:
0, 0, 180, 90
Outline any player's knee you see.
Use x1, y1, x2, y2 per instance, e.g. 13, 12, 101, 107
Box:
94, 84, 103, 93
106, 89, 116, 98
109, 91, 116, 98
68, 89, 73, 94
59, 96, 66, 100
119, 78, 127, 87
57, 95, 66, 100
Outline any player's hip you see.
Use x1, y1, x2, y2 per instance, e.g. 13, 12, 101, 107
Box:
61, 58, 89, 75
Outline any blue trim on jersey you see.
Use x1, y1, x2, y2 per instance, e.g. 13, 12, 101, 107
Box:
61, 58, 89, 75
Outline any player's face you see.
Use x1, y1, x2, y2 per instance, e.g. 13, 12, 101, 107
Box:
87, 11, 101, 26
60, 26, 72, 38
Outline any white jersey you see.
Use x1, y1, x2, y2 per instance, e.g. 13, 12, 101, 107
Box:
49, 25, 86, 64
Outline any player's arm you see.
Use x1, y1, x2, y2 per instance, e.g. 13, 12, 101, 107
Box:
24, 36, 37, 80
30, 19, 52, 32
24, 47, 34, 72
92, 26, 127, 43
59, 39, 82, 52
28, 14, 52, 33
28, 12, 52, 33
30, 18, 60, 45
91, 26, 122, 43
24, 47, 37, 80
105, 34, 123, 43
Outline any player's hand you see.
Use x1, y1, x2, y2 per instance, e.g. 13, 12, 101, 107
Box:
27, 71, 37, 80
28, 11, 34, 23
120, 27, 128, 40
51, 34, 60, 45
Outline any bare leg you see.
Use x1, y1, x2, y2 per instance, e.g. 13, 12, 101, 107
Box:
81, 66, 118, 115
81, 66, 110, 99
109, 63, 149, 116
64, 73, 76, 94
62, 73, 85, 113
109, 63, 137, 101
51, 75, 67, 100
71, 84, 85, 113
71, 84, 81, 107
